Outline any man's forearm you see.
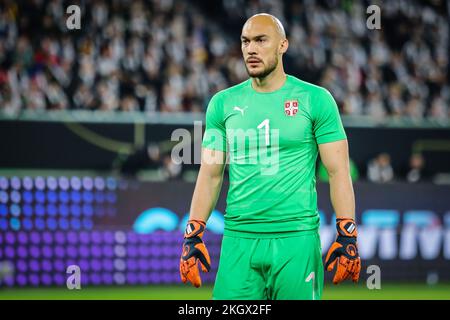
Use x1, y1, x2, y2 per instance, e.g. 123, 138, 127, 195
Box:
328, 171, 355, 220
189, 169, 224, 222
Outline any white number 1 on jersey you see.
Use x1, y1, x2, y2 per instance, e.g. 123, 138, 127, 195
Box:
257, 119, 270, 146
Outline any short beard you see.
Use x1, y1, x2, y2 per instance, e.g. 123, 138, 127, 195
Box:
245, 55, 278, 79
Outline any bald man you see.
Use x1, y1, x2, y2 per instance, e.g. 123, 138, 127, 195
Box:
180, 13, 361, 300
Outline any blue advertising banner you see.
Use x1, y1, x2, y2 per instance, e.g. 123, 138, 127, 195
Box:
1, 176, 449, 287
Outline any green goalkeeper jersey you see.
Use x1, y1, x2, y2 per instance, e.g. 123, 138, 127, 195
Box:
202, 75, 347, 235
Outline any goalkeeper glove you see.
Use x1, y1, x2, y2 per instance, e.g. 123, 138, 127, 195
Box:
179, 219, 211, 288
324, 218, 361, 284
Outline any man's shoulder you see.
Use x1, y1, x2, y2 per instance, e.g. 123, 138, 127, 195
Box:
287, 75, 331, 97
211, 79, 250, 102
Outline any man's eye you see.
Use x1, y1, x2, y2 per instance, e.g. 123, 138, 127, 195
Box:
257, 39, 265, 43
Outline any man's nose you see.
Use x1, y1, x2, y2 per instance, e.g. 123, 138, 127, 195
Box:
247, 41, 257, 55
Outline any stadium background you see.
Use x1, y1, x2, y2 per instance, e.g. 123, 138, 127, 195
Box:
0, 0, 450, 299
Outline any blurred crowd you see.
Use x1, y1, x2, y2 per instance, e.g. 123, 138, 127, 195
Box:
367, 152, 428, 183
0, 0, 449, 120
0, 0, 234, 114
221, 0, 450, 120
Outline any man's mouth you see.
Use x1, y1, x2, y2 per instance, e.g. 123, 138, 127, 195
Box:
247, 58, 262, 64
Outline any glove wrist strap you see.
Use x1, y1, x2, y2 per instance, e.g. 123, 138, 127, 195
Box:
184, 219, 206, 239
336, 218, 357, 238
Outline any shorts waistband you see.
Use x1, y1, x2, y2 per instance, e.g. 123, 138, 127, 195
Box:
223, 228, 319, 239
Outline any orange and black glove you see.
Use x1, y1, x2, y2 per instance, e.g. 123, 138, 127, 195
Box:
324, 218, 361, 284
180, 220, 211, 288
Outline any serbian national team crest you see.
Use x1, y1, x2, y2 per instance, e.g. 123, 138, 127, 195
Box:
284, 99, 299, 116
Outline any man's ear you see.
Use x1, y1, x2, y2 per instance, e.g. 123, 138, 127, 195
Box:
280, 39, 289, 54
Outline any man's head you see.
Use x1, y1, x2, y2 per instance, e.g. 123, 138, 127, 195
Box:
241, 13, 288, 78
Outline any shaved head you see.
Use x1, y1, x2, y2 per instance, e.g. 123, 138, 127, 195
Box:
240, 13, 288, 79
243, 13, 286, 40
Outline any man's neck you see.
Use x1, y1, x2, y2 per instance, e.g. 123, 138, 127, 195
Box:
251, 68, 287, 93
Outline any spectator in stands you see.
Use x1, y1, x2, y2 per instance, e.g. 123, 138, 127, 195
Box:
161, 154, 183, 180
367, 153, 394, 183
406, 153, 426, 183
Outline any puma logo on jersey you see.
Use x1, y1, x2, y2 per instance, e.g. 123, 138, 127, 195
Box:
233, 106, 248, 116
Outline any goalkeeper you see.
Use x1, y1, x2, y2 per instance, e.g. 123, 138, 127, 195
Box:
180, 13, 361, 299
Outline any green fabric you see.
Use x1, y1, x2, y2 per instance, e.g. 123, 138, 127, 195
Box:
212, 232, 324, 300
202, 75, 347, 234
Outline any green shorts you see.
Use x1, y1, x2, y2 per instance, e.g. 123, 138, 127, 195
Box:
212, 230, 323, 300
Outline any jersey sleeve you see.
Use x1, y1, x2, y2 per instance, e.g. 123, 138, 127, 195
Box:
202, 93, 227, 152
312, 88, 347, 144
